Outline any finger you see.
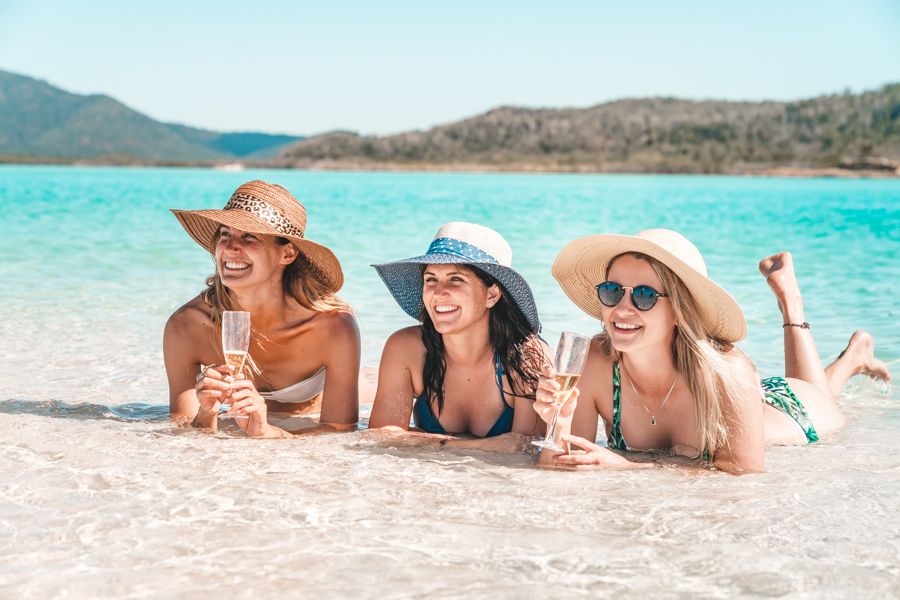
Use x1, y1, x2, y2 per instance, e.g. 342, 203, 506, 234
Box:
228, 401, 259, 415
228, 379, 258, 392
556, 388, 580, 417
203, 367, 228, 381
228, 389, 260, 403
198, 377, 231, 391
541, 363, 556, 378
562, 434, 600, 452
554, 454, 596, 465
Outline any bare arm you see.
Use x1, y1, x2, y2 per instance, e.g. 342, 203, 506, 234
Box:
163, 307, 220, 429
318, 311, 361, 429
368, 328, 420, 429
713, 352, 766, 474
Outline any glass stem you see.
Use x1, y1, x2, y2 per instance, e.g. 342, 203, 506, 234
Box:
545, 402, 563, 446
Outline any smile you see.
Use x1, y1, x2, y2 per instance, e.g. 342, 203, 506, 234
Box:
223, 261, 251, 271
613, 321, 642, 331
433, 304, 459, 314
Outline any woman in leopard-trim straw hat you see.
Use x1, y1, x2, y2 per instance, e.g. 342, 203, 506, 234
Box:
165, 180, 363, 438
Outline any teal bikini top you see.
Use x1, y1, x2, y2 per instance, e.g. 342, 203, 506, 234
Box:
608, 361, 711, 463
412, 355, 514, 438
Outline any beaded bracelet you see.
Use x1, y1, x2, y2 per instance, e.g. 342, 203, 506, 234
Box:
783, 322, 811, 329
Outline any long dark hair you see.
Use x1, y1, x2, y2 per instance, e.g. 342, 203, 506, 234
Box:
420, 265, 544, 414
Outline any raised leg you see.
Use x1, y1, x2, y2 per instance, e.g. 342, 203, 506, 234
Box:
758, 252, 831, 396
823, 331, 891, 396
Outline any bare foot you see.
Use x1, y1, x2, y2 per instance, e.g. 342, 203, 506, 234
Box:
758, 252, 804, 319
827, 330, 892, 382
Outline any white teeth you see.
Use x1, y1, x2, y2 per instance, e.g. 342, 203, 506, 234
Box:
434, 305, 459, 313
224, 261, 250, 270
615, 322, 641, 330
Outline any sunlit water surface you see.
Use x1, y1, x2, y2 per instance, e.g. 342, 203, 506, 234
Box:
1, 167, 898, 598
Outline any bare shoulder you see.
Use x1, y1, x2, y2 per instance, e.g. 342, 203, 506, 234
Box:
580, 335, 614, 411
164, 295, 213, 340
722, 347, 759, 381
312, 310, 360, 342
383, 326, 425, 359
582, 336, 613, 383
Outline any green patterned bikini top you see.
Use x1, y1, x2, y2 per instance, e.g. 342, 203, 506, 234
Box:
608, 361, 711, 463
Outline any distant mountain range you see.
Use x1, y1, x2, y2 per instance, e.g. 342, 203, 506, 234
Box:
0, 70, 302, 163
277, 85, 900, 175
2, 68, 898, 175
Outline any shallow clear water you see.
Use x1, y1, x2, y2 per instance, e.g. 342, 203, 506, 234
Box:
1, 166, 898, 598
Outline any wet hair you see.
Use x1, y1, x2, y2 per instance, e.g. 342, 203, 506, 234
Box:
596, 252, 755, 460
201, 228, 351, 376
419, 264, 544, 415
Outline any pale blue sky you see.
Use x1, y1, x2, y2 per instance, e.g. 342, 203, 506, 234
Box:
1, 0, 898, 135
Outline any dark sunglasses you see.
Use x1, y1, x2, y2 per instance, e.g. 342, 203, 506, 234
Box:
596, 281, 669, 311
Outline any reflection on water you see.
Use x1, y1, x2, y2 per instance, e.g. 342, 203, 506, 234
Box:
0, 399, 171, 422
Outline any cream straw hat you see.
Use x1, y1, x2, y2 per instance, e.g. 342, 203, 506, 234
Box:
552, 228, 746, 342
171, 180, 343, 293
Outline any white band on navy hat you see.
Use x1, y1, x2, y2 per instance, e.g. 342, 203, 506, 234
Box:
426, 238, 499, 264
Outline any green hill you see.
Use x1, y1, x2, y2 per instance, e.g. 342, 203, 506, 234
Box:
0, 70, 302, 162
276, 85, 900, 174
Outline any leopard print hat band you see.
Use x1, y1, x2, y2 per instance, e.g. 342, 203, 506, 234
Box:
170, 180, 344, 293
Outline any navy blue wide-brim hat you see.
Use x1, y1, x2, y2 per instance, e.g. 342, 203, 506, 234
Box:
372, 221, 541, 333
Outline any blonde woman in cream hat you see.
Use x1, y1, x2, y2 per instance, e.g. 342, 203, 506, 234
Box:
369, 222, 548, 451
165, 180, 361, 438
535, 229, 890, 473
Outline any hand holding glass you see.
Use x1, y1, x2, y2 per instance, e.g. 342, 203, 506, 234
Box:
532, 331, 591, 452
220, 310, 250, 419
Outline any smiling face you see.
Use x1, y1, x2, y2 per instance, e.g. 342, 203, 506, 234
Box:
213, 225, 298, 290
422, 264, 500, 335
601, 254, 677, 354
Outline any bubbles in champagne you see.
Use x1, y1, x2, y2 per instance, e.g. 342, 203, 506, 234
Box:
554, 372, 580, 392
224, 351, 247, 377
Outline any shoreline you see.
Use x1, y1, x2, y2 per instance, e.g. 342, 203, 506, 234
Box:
2, 157, 898, 179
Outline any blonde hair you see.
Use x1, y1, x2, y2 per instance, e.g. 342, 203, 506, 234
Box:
201, 234, 351, 377
597, 252, 753, 460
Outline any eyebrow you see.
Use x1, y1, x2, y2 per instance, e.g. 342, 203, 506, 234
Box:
423, 269, 468, 277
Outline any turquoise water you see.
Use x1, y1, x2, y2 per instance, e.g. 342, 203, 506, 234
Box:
3, 166, 898, 378
1, 166, 899, 598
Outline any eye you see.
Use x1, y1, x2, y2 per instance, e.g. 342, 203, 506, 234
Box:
242, 234, 257, 241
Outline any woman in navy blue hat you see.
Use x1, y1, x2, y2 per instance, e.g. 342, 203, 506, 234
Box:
369, 222, 548, 450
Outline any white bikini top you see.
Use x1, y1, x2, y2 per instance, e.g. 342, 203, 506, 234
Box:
259, 367, 326, 404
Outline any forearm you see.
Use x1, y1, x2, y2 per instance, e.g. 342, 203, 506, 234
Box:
251, 421, 357, 439
365, 425, 453, 447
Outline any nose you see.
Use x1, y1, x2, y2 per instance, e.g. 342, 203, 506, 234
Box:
611, 289, 640, 314
222, 236, 243, 252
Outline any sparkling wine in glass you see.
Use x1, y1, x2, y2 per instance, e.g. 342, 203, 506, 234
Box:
532, 331, 591, 452
220, 310, 250, 419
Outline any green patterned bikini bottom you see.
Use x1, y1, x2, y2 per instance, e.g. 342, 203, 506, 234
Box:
761, 376, 819, 443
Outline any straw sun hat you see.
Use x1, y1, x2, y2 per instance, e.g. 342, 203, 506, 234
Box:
171, 180, 343, 292
552, 228, 746, 342
373, 222, 541, 333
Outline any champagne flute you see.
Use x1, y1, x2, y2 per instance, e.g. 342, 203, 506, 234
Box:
220, 310, 250, 419
532, 331, 591, 452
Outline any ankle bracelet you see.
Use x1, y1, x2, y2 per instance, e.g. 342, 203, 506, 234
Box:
783, 322, 810, 329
